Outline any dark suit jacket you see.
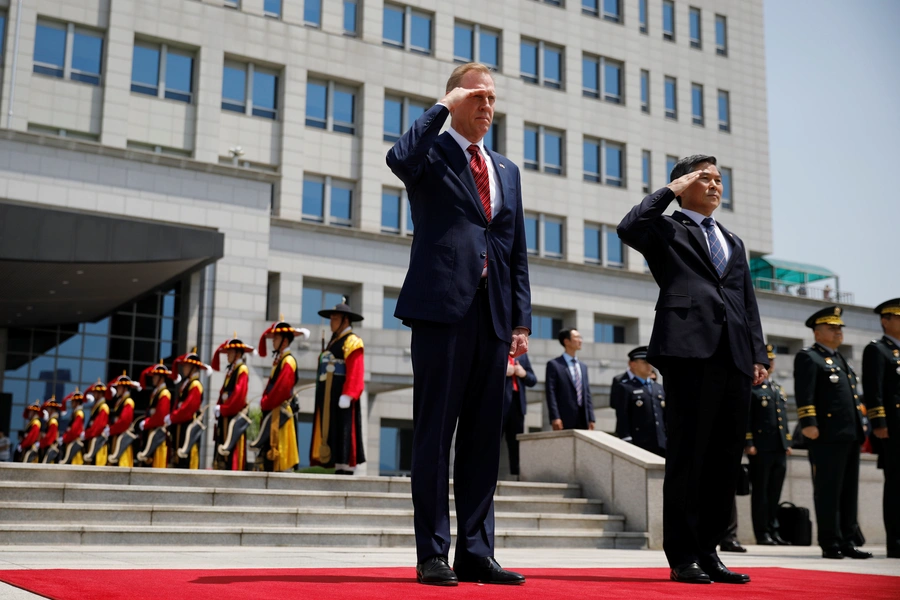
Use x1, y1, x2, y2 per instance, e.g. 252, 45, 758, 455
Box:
546, 356, 595, 429
617, 187, 768, 376
504, 353, 537, 416
386, 104, 532, 341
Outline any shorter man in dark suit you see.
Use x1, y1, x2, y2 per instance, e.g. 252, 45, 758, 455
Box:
546, 329, 595, 431
503, 353, 537, 476
746, 344, 792, 545
612, 346, 666, 457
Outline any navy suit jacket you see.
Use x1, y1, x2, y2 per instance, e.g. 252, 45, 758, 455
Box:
545, 356, 595, 429
504, 353, 537, 416
617, 187, 768, 376
386, 104, 532, 341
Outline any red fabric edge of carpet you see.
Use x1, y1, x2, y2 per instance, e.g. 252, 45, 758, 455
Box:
1, 566, 898, 600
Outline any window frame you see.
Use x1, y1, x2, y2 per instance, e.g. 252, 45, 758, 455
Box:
343, 0, 359, 35
664, 76, 678, 120
638, 0, 648, 34
521, 37, 565, 90
582, 53, 624, 104
662, 0, 675, 42
718, 89, 731, 132
691, 82, 704, 126
720, 166, 734, 210
306, 78, 358, 135
689, 6, 702, 49
453, 20, 501, 69
304, 0, 322, 28
640, 69, 650, 113
383, 3, 434, 56
33, 20, 104, 86
264, 0, 282, 18
602, 0, 622, 23
302, 174, 357, 227
715, 14, 728, 56
221, 60, 280, 120
641, 149, 652, 193
525, 124, 565, 176
583, 137, 624, 187
131, 40, 195, 104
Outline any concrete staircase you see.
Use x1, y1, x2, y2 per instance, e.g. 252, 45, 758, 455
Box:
0, 463, 648, 548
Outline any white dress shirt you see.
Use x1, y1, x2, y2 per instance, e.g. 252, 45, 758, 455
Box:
445, 125, 500, 218
680, 208, 732, 263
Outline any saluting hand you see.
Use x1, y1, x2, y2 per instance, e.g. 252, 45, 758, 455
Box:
440, 87, 483, 111
665, 169, 704, 197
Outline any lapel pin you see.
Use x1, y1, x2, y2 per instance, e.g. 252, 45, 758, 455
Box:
499, 163, 506, 169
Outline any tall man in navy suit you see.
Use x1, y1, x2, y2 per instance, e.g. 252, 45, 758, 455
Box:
546, 329, 595, 431
618, 155, 768, 585
386, 63, 532, 587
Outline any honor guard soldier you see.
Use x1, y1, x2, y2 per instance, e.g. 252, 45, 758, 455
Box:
106, 369, 145, 468
255, 320, 309, 472
795, 306, 872, 559
211, 336, 253, 471
311, 303, 367, 475
38, 397, 62, 464
612, 346, 667, 458
167, 350, 210, 469
746, 344, 792, 545
59, 389, 88, 464
83, 377, 114, 466
138, 363, 173, 468
17, 403, 42, 463
862, 298, 900, 558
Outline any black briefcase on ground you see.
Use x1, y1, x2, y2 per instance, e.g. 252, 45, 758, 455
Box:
777, 502, 813, 546
736, 465, 751, 496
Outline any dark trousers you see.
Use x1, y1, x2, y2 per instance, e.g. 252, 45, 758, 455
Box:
884, 437, 900, 553
720, 498, 739, 544
749, 451, 787, 540
659, 338, 751, 569
409, 288, 508, 563
503, 396, 524, 476
808, 441, 860, 550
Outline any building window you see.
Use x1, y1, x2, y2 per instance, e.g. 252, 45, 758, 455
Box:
666, 155, 678, 181
264, 0, 282, 18
131, 41, 194, 103
521, 38, 564, 89
0, 14, 6, 59
303, 175, 355, 226
640, 69, 650, 113
718, 89, 730, 132
223, 0, 240, 8
266, 272, 281, 321
692, 83, 704, 126
383, 4, 432, 55
302, 282, 352, 325
524, 125, 564, 175
221, 61, 278, 120
525, 213, 539, 255
526, 213, 565, 259
381, 188, 413, 236
642, 150, 651, 193
582, 0, 599, 16
383, 95, 429, 143
715, 14, 728, 56
304, 0, 321, 27
383, 290, 405, 330
544, 217, 564, 258
689, 7, 702, 49
583, 137, 624, 187
483, 117, 502, 153
307, 79, 357, 134
532, 312, 564, 340
662, 0, 675, 42
344, 0, 358, 35
34, 20, 104, 86
584, 223, 625, 268
720, 166, 733, 210
595, 318, 626, 343
453, 21, 500, 69
380, 419, 414, 475
535, 0, 564, 6
664, 76, 677, 120
602, 0, 622, 22
582, 54, 623, 103
639, 0, 648, 33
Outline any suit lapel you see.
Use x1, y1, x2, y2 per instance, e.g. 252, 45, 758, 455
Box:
436, 133, 488, 225
673, 211, 719, 279
486, 148, 509, 217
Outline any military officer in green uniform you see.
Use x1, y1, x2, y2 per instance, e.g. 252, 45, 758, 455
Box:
795, 306, 872, 559
745, 344, 792, 545
862, 298, 900, 558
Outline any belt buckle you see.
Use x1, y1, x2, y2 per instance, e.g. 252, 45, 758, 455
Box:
477, 277, 488, 290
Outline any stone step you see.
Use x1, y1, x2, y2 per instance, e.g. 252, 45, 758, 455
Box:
0, 524, 648, 549
0, 502, 624, 531
0, 463, 581, 497
0, 482, 605, 514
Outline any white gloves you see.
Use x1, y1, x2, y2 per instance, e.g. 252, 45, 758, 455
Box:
34, 441, 41, 449
78, 432, 85, 441
338, 395, 352, 409
56, 436, 63, 445
102, 426, 110, 437
163, 414, 172, 426
139, 420, 146, 431
214, 405, 221, 419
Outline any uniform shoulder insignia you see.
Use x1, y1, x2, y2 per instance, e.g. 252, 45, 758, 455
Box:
284, 354, 298, 368
190, 380, 203, 393
236, 364, 250, 376
160, 389, 172, 399
343, 334, 364, 355
75, 409, 84, 418
101, 404, 110, 413
50, 417, 58, 426
125, 398, 135, 408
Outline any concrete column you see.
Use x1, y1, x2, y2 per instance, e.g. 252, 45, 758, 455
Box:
98, 2, 134, 148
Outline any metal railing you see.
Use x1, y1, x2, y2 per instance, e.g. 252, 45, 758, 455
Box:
753, 277, 854, 304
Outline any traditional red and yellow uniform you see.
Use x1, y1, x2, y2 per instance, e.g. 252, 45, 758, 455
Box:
18, 405, 42, 463
59, 392, 87, 465
107, 393, 135, 468
170, 375, 203, 469
38, 398, 62, 464
83, 394, 109, 466
211, 337, 253, 471
140, 383, 171, 468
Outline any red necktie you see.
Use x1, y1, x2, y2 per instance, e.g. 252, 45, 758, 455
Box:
510, 356, 519, 392
468, 144, 491, 271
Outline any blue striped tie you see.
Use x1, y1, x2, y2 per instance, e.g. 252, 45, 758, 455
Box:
701, 217, 727, 277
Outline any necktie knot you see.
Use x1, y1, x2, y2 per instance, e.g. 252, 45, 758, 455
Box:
467, 144, 480, 156
701, 217, 714, 229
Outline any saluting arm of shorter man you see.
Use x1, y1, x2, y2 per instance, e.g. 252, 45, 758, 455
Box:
617, 171, 703, 255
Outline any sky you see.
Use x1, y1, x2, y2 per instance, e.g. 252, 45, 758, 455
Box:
764, 0, 900, 308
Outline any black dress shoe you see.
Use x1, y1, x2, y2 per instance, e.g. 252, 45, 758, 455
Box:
841, 546, 873, 559
757, 533, 777, 545
720, 540, 747, 553
416, 556, 458, 586
822, 548, 844, 559
772, 532, 792, 546
887, 549, 900, 559
453, 556, 525, 585
700, 561, 751, 584
669, 562, 712, 584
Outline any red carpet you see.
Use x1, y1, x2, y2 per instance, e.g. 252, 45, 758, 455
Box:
1, 567, 898, 599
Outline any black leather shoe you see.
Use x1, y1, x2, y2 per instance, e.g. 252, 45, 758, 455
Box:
822, 548, 844, 559
453, 556, 525, 585
669, 562, 712, 584
887, 549, 900, 559
841, 546, 873, 559
700, 560, 751, 584
757, 533, 777, 545
772, 532, 792, 546
416, 556, 458, 586
719, 540, 747, 553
